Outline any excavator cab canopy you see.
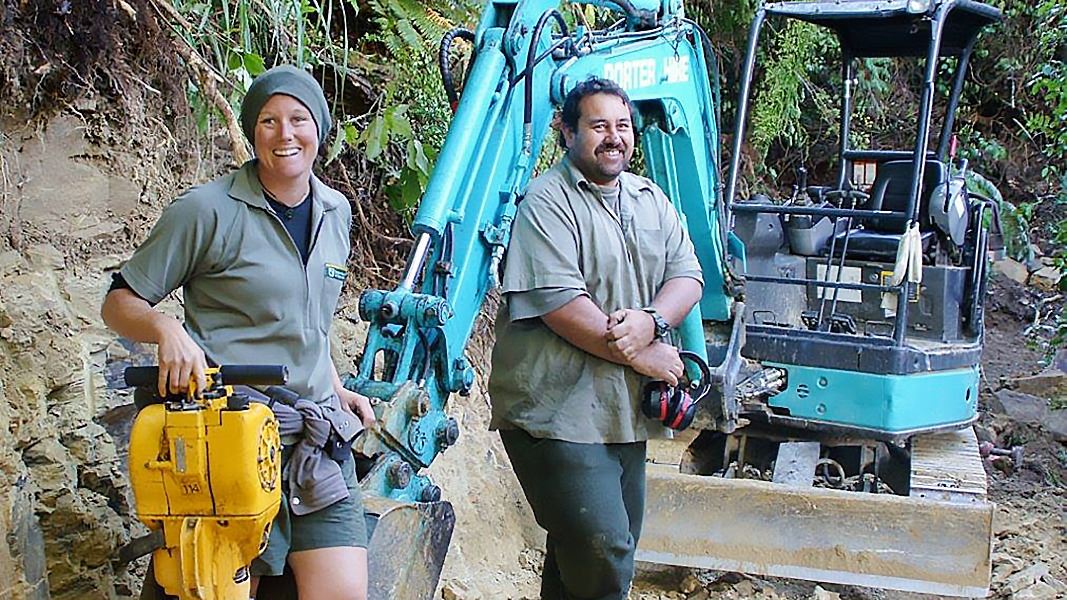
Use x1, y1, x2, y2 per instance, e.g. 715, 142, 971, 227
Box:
763, 0, 1002, 57
722, 0, 1005, 427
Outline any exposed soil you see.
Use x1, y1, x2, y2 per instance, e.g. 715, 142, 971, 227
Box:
616, 275, 1067, 600
430, 280, 1067, 600
3, 96, 1064, 600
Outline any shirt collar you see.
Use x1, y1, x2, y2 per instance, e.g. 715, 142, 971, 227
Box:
228, 160, 342, 211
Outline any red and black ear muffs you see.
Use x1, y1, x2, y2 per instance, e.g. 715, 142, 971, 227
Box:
641, 381, 698, 430
641, 351, 712, 431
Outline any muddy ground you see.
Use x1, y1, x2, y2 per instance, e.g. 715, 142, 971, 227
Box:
430, 278, 1067, 600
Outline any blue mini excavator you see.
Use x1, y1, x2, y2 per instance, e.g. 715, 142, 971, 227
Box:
124, 0, 1004, 597
346, 0, 1003, 597
342, 0, 1002, 596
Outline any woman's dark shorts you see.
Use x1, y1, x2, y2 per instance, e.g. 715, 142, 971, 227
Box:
250, 455, 367, 577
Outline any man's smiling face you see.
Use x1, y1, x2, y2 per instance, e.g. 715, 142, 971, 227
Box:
562, 93, 635, 186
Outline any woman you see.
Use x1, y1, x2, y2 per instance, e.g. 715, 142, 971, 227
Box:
101, 65, 374, 599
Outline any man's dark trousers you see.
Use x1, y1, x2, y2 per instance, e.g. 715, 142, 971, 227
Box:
500, 429, 647, 600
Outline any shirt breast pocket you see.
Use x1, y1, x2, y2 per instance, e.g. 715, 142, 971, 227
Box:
632, 225, 667, 286
319, 261, 347, 332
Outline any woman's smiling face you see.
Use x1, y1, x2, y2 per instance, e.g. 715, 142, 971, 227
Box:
254, 93, 319, 183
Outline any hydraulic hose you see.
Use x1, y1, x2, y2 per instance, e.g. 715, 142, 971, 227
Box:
682, 18, 721, 144
682, 17, 744, 291
439, 27, 475, 111
524, 9, 569, 152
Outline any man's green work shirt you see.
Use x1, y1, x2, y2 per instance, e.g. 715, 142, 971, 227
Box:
489, 157, 703, 444
120, 161, 351, 404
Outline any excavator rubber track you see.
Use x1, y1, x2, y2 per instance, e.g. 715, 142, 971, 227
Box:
637, 427, 993, 597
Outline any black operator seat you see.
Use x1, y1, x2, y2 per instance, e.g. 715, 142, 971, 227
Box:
834, 159, 947, 262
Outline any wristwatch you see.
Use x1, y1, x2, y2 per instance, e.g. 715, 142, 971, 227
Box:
641, 307, 671, 341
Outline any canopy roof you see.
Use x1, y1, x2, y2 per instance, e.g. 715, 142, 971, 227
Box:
763, 0, 1002, 57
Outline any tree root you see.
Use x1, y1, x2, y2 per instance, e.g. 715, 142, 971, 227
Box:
146, 0, 250, 166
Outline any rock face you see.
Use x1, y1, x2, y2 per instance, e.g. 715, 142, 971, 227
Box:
0, 243, 136, 599
0, 87, 199, 596
0, 74, 545, 600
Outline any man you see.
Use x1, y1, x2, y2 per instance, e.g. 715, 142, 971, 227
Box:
489, 77, 704, 599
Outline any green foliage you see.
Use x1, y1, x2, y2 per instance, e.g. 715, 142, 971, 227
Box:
332, 104, 434, 217
1013, 0, 1067, 351
164, 0, 360, 138
342, 0, 479, 218
1025, 1, 1067, 174
965, 171, 1033, 262
367, 0, 450, 60
956, 126, 1008, 164
749, 20, 830, 162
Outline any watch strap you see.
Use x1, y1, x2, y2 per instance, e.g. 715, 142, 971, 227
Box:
641, 307, 671, 340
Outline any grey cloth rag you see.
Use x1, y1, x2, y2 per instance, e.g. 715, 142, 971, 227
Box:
238, 387, 360, 516
239, 64, 332, 145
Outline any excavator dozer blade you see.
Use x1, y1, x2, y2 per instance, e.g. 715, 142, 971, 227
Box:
637, 431, 994, 597
366, 497, 455, 600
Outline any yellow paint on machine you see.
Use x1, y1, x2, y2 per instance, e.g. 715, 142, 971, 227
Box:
128, 377, 281, 599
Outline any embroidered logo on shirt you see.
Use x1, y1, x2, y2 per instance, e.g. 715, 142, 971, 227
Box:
324, 263, 348, 281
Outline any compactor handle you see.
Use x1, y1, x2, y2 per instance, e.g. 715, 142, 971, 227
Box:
123, 365, 289, 388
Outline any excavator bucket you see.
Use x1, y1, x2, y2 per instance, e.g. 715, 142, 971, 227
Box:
366, 497, 455, 599
637, 428, 994, 597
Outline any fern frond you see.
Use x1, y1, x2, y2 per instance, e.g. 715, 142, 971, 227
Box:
397, 19, 422, 49
423, 7, 453, 32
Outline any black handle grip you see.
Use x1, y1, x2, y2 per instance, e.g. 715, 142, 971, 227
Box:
124, 365, 289, 388
264, 385, 301, 408
218, 365, 289, 386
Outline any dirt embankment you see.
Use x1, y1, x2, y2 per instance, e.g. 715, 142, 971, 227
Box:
0, 112, 191, 598
0, 4, 225, 595
0, 105, 545, 600
0, 3, 545, 597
